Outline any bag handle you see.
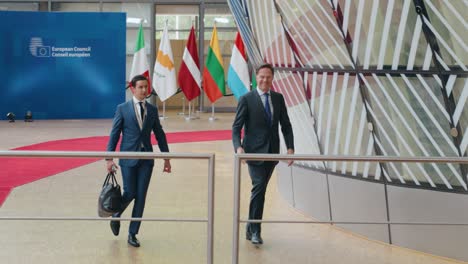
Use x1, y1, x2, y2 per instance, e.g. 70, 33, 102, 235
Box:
102, 172, 119, 187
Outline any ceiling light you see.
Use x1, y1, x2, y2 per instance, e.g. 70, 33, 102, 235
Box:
214, 17, 229, 24
127, 17, 147, 24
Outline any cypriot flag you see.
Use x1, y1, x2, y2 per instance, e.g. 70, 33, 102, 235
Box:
152, 24, 177, 102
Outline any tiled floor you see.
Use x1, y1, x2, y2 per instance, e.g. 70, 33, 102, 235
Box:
0, 111, 464, 263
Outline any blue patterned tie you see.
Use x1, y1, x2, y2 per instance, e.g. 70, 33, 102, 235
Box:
264, 93, 272, 126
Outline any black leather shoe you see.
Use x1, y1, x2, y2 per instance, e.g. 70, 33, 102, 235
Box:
128, 234, 140, 247
110, 220, 120, 236
251, 232, 263, 244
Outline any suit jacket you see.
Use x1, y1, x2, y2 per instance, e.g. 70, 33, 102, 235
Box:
232, 90, 294, 165
107, 100, 169, 167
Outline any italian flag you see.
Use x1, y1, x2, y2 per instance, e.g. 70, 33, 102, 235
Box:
202, 25, 225, 103
129, 23, 151, 95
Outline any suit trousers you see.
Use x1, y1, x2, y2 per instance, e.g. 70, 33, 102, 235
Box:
117, 159, 154, 235
247, 162, 276, 234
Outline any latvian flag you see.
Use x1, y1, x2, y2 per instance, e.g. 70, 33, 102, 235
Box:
178, 26, 201, 101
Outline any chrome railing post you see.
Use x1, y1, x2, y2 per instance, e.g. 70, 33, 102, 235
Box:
232, 155, 241, 264
207, 154, 215, 264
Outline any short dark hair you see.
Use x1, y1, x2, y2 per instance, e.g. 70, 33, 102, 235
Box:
256, 63, 274, 76
130, 75, 148, 87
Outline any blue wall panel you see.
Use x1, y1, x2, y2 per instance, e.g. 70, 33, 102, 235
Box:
0, 11, 126, 119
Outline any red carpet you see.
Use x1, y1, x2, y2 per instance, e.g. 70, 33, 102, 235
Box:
0, 188, 11, 206
0, 130, 232, 206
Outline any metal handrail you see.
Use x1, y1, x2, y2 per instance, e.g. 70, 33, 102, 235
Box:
0, 150, 210, 159
0, 217, 207, 222
0, 150, 215, 264
238, 219, 468, 225
232, 154, 468, 264
233, 153, 468, 163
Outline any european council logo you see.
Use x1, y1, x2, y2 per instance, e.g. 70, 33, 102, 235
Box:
29, 37, 51, 57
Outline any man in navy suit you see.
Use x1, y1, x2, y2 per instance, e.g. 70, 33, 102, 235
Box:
232, 63, 295, 245
106, 75, 172, 247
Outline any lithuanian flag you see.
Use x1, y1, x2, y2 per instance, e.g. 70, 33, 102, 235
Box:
202, 25, 225, 103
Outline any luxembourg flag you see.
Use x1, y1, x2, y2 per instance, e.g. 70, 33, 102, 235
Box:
228, 32, 249, 100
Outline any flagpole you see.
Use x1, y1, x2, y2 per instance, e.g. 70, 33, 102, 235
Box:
185, 102, 192, 121
185, 102, 197, 121
192, 100, 200, 119
159, 101, 168, 120
178, 96, 185, 116
188, 102, 191, 119
208, 103, 217, 121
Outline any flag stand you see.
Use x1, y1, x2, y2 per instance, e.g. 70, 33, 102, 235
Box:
192, 103, 201, 119
178, 96, 185, 116
159, 101, 169, 120
185, 101, 197, 121
208, 103, 218, 121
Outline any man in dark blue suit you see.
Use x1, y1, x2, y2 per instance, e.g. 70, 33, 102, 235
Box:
106, 75, 171, 247
232, 63, 294, 245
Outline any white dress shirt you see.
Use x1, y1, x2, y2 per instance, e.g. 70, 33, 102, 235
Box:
132, 96, 146, 129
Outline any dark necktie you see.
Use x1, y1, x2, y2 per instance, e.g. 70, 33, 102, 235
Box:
139, 102, 145, 121
264, 93, 272, 126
